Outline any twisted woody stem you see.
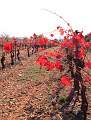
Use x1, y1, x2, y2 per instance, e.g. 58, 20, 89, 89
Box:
61, 33, 88, 120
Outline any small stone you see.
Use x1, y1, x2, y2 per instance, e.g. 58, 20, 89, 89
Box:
18, 73, 22, 77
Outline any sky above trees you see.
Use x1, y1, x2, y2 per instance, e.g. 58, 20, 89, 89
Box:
0, 0, 91, 38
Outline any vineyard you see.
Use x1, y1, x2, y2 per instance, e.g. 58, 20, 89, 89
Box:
0, 23, 91, 120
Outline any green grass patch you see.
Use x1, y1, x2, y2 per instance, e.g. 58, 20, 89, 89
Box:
18, 65, 50, 82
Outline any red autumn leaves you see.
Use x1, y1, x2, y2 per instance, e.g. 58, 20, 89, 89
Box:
35, 27, 91, 88
85, 62, 91, 69
3, 42, 12, 53
60, 75, 72, 87
60, 40, 74, 48
36, 54, 63, 72
38, 37, 48, 46
3, 37, 17, 53
36, 54, 72, 87
36, 55, 48, 67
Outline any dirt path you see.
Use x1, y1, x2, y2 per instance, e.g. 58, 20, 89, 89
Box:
0, 48, 58, 120
0, 48, 91, 120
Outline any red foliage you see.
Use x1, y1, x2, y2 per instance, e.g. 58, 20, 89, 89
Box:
39, 37, 45, 45
88, 33, 91, 37
38, 47, 45, 51
85, 42, 91, 48
36, 55, 48, 66
60, 75, 72, 86
45, 61, 55, 71
3, 42, 12, 53
55, 61, 63, 71
85, 62, 91, 68
60, 40, 74, 48
78, 48, 85, 59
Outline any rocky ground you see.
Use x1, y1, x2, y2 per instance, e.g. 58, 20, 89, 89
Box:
0, 47, 91, 120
